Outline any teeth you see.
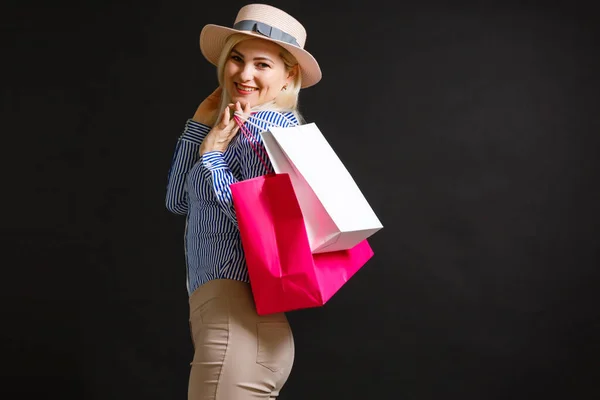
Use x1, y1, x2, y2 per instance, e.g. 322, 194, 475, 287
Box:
237, 84, 257, 92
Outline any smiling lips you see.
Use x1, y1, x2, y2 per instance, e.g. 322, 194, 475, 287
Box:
235, 83, 258, 95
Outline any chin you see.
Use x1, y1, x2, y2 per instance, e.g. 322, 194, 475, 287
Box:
234, 97, 256, 109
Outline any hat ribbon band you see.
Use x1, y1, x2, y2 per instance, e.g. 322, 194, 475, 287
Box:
233, 20, 300, 47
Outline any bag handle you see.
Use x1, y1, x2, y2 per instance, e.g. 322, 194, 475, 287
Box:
233, 114, 274, 175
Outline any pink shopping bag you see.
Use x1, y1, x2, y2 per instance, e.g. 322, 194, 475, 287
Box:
230, 115, 374, 315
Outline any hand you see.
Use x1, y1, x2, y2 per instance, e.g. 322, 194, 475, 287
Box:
192, 87, 222, 125
199, 101, 252, 156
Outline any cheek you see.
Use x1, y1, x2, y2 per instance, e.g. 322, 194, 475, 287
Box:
223, 65, 232, 80
223, 62, 238, 81
259, 76, 283, 94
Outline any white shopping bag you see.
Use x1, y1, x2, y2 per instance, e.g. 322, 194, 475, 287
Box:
248, 115, 383, 253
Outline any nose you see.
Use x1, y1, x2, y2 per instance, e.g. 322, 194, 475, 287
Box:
239, 63, 253, 82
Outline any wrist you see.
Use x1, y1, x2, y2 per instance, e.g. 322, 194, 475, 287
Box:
199, 141, 225, 156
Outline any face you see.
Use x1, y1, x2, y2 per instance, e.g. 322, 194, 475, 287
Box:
223, 38, 295, 107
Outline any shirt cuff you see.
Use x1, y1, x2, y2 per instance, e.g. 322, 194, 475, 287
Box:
202, 151, 228, 170
181, 119, 211, 145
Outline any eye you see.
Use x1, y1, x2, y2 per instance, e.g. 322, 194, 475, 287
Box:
230, 55, 243, 62
257, 62, 271, 69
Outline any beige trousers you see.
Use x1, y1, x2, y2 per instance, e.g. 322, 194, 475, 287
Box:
188, 279, 295, 399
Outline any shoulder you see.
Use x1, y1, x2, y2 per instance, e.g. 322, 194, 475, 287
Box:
250, 110, 299, 129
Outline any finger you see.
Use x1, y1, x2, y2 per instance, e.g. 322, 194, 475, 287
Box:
229, 118, 240, 131
227, 103, 236, 118
215, 117, 237, 144
243, 101, 251, 117
230, 113, 242, 129
234, 101, 247, 122
219, 106, 230, 127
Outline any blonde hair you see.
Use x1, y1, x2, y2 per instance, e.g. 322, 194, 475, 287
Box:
213, 33, 305, 125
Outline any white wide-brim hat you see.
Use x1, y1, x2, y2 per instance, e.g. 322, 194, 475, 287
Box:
199, 3, 322, 88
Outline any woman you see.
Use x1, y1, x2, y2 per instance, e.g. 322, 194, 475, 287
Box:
165, 4, 322, 399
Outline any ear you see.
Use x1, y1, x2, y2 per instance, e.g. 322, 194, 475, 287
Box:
285, 65, 299, 84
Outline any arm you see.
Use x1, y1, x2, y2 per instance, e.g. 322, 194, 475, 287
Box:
202, 110, 299, 227
165, 119, 211, 215
200, 151, 242, 226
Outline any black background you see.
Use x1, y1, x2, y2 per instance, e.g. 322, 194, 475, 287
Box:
4, 0, 600, 398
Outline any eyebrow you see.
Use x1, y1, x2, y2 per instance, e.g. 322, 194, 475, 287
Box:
231, 49, 274, 63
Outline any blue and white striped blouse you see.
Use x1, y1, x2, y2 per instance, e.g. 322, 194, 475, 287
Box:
165, 110, 299, 296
